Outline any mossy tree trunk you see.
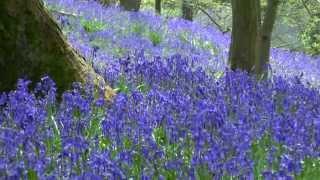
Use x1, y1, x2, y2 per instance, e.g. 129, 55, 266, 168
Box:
182, 0, 193, 21
229, 0, 259, 73
155, 0, 161, 14
119, 0, 141, 11
0, 0, 105, 94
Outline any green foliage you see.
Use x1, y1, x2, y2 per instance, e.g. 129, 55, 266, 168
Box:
153, 126, 168, 146
43, 106, 62, 175
81, 19, 107, 33
113, 46, 127, 57
115, 75, 130, 94
252, 134, 271, 180
85, 107, 105, 139
45, 106, 61, 156
130, 22, 162, 46
148, 30, 162, 46
99, 136, 111, 151
299, 16, 320, 55
213, 71, 224, 79
90, 38, 108, 49
151, 126, 196, 178
296, 158, 320, 179
130, 153, 144, 178
123, 136, 133, 149
136, 82, 150, 93
195, 165, 213, 180
179, 30, 218, 55
27, 169, 38, 180
178, 31, 190, 44
192, 38, 218, 55
131, 23, 146, 35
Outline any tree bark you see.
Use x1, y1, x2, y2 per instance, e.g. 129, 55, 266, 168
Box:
155, 0, 161, 14
182, 0, 193, 21
229, 0, 259, 73
256, 0, 280, 76
0, 0, 106, 94
119, 0, 141, 11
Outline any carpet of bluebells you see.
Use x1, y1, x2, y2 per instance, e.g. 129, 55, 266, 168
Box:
0, 0, 320, 179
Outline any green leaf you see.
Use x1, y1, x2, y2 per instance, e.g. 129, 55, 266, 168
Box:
27, 169, 38, 180
115, 76, 130, 94
251, 134, 270, 180
148, 31, 162, 46
123, 136, 133, 149
137, 82, 150, 93
81, 19, 107, 33
296, 158, 320, 180
99, 136, 111, 151
131, 23, 146, 36
153, 126, 168, 146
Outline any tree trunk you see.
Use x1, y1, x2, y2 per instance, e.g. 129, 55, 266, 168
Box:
182, 0, 193, 21
229, 0, 259, 73
257, 0, 262, 27
119, 0, 141, 11
0, 0, 106, 94
155, 0, 161, 14
256, 0, 280, 75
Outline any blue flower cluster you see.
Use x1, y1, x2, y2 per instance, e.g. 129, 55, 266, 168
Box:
45, 0, 320, 87
1, 0, 319, 179
1, 54, 320, 179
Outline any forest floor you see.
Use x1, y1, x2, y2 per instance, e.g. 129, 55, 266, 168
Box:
0, 0, 319, 179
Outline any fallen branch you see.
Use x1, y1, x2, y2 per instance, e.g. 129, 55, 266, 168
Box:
49, 8, 79, 17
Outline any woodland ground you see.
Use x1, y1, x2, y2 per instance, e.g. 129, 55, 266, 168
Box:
0, 0, 319, 179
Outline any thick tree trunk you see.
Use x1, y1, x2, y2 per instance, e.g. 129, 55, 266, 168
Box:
155, 0, 161, 14
255, 0, 262, 76
182, 0, 193, 21
256, 0, 279, 75
119, 0, 141, 11
257, 0, 262, 27
0, 0, 106, 94
229, 0, 259, 73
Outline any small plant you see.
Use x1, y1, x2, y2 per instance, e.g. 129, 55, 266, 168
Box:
131, 23, 145, 36
296, 158, 320, 179
81, 19, 107, 33
148, 31, 162, 46
251, 134, 271, 180
113, 46, 127, 57
115, 75, 130, 94
136, 82, 150, 93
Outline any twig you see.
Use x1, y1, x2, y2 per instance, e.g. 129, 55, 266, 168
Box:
301, 0, 313, 17
196, 5, 226, 32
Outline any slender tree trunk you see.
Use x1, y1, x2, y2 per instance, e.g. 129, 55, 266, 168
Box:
155, 0, 161, 14
229, 0, 259, 73
256, 0, 280, 75
182, 0, 193, 21
0, 0, 106, 94
119, 0, 141, 11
